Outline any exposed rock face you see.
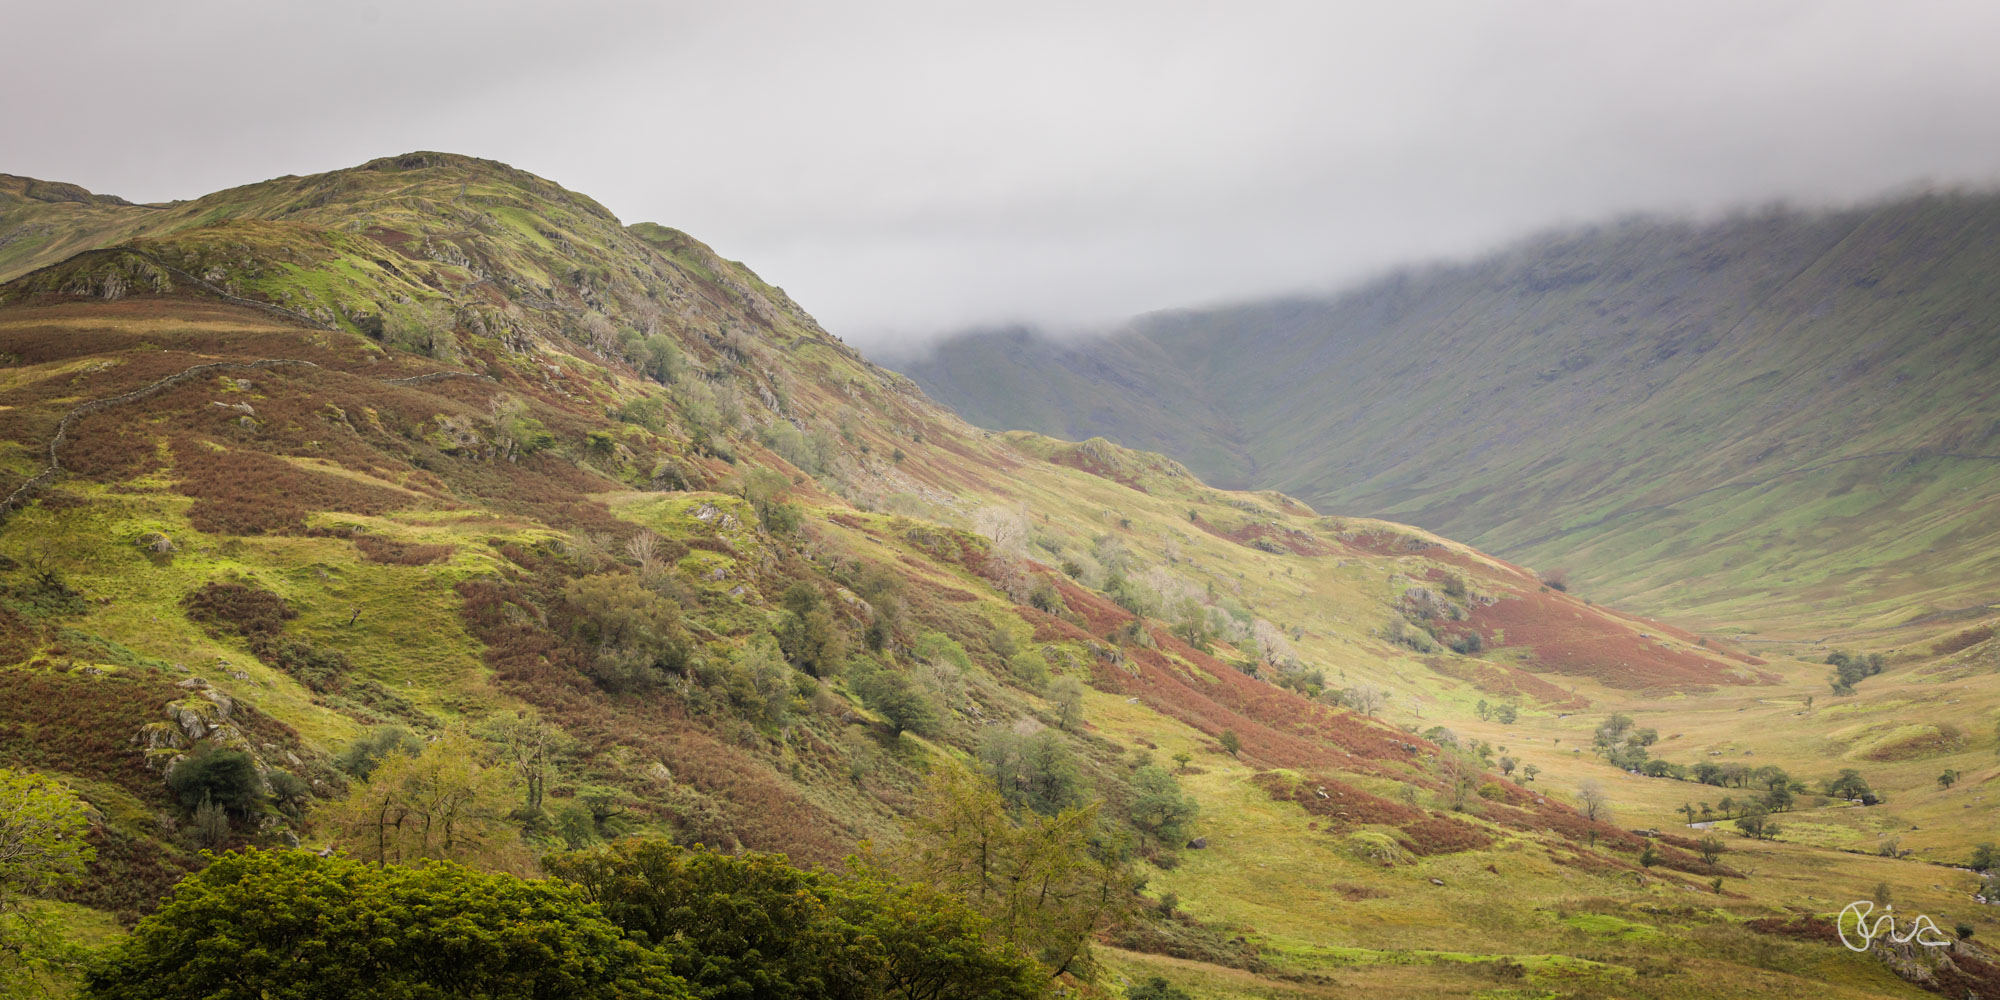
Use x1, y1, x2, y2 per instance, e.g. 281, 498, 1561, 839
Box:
134, 679, 252, 771
1868, 936, 2000, 998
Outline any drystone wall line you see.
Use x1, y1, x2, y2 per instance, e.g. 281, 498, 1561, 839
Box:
0, 357, 490, 523
380, 370, 497, 386
115, 248, 341, 332
6, 245, 340, 332
0, 359, 319, 520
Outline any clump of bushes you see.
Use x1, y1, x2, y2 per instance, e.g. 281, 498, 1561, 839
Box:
1825, 649, 1885, 695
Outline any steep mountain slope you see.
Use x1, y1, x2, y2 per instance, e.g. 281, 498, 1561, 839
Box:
898, 196, 2000, 634
3, 155, 1996, 999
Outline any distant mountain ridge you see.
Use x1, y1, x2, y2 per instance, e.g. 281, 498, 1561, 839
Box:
896, 193, 2000, 632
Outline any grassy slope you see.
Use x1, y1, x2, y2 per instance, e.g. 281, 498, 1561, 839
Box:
898, 196, 2000, 637
0, 155, 1992, 998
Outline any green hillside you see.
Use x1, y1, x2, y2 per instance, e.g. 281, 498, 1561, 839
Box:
897, 197, 2000, 636
2, 154, 1997, 999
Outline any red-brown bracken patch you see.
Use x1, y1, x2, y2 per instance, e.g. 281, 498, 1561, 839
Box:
1398, 814, 1495, 856
1047, 449, 1147, 491
1466, 588, 1749, 690
1933, 624, 1994, 657
173, 438, 416, 534
1046, 574, 1426, 774
353, 535, 457, 565
1338, 528, 1444, 558
1252, 771, 1425, 830
1192, 517, 1334, 557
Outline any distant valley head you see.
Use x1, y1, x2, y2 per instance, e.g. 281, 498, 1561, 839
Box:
895, 194, 2000, 638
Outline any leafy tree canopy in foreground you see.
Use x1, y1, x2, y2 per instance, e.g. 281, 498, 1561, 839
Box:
85, 849, 688, 1000
545, 839, 1045, 1000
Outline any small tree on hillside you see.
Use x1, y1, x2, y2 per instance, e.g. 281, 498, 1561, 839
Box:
1697, 835, 1727, 865
973, 505, 1031, 561
1347, 684, 1386, 718
1825, 768, 1877, 804
1048, 676, 1085, 731
1575, 781, 1611, 846
854, 667, 941, 738
1968, 842, 1998, 872
315, 729, 518, 869
480, 710, 573, 820
1734, 805, 1778, 840
1127, 765, 1200, 847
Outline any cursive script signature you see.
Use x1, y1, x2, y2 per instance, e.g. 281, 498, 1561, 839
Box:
1836, 901, 1954, 952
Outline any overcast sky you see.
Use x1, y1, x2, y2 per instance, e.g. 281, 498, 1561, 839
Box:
9, 1, 2000, 349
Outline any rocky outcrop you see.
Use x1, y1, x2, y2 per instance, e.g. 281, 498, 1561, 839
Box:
133, 677, 250, 770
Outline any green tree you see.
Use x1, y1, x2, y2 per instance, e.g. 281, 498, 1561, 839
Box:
1168, 599, 1212, 652
854, 665, 942, 738
546, 840, 1043, 1000
1734, 805, 1775, 840
1218, 730, 1241, 757
1007, 650, 1051, 691
0, 770, 95, 992
1047, 676, 1085, 731
739, 468, 803, 534
1126, 764, 1200, 846
1825, 768, 1878, 804
480, 710, 574, 820
1697, 835, 1726, 865
333, 725, 423, 779
980, 728, 1086, 816
1938, 768, 1960, 790
566, 573, 695, 691
164, 747, 264, 818
1521, 763, 1540, 783
314, 728, 519, 869
1127, 976, 1193, 1000
85, 849, 686, 1000
1968, 842, 1998, 872
893, 766, 1136, 981
547, 840, 874, 1000
835, 875, 1047, 1000
1825, 650, 1885, 695
1494, 704, 1518, 724
776, 584, 849, 678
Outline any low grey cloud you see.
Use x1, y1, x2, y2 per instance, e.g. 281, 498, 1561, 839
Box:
8, 1, 2000, 348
